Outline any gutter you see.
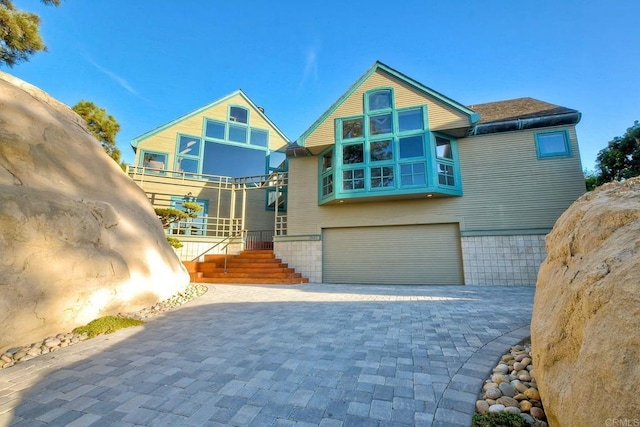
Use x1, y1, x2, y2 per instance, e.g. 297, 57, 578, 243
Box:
469, 111, 582, 136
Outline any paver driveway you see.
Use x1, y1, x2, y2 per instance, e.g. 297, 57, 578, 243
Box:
0, 284, 535, 427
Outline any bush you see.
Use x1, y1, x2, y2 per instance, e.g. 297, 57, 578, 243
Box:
472, 412, 528, 427
166, 236, 183, 249
73, 316, 144, 338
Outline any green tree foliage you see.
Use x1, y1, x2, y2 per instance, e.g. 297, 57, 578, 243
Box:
595, 120, 640, 184
155, 201, 203, 249
0, 0, 60, 67
71, 100, 123, 166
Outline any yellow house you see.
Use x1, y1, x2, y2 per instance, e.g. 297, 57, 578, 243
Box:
129, 90, 289, 260
129, 62, 585, 286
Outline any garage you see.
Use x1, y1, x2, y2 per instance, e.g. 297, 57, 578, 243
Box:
322, 223, 464, 285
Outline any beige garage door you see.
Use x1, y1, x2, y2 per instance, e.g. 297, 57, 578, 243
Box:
323, 224, 463, 285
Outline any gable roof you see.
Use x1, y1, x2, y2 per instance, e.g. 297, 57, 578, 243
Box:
130, 89, 290, 150
468, 97, 578, 124
297, 61, 480, 144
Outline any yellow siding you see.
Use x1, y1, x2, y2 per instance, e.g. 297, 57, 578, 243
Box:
288, 126, 585, 236
134, 93, 288, 169
303, 69, 471, 149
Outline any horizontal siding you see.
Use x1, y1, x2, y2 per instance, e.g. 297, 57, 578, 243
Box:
304, 69, 470, 149
287, 126, 585, 236
135, 93, 287, 168
323, 224, 463, 285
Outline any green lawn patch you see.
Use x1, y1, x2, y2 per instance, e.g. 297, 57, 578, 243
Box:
73, 316, 144, 338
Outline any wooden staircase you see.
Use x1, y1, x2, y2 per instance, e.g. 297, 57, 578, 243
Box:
183, 250, 309, 285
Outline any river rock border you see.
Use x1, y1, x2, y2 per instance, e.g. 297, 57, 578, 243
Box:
0, 284, 208, 370
475, 340, 548, 426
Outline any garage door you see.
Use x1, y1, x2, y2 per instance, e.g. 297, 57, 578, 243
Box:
323, 224, 463, 285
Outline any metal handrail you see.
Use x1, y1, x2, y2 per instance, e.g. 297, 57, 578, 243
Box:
190, 230, 244, 262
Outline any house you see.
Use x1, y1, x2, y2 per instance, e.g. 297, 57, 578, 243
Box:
129, 61, 585, 286
129, 90, 289, 261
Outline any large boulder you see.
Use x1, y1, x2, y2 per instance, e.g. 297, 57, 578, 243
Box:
531, 178, 640, 426
0, 72, 189, 352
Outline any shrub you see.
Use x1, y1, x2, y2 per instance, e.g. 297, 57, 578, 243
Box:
166, 236, 183, 249
73, 316, 144, 338
471, 412, 528, 427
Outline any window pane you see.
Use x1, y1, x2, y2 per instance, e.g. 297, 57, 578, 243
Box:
342, 118, 363, 139
250, 128, 268, 147
343, 169, 365, 190
142, 152, 166, 170
399, 135, 424, 158
322, 151, 333, 171
436, 137, 453, 159
205, 120, 225, 139
370, 140, 393, 162
202, 142, 266, 177
269, 151, 287, 170
368, 90, 392, 111
538, 132, 568, 155
370, 166, 394, 188
177, 157, 199, 174
229, 106, 248, 123
322, 174, 334, 196
369, 114, 392, 135
438, 163, 455, 186
398, 109, 423, 132
267, 190, 285, 210
343, 143, 364, 164
229, 125, 248, 143
400, 162, 426, 186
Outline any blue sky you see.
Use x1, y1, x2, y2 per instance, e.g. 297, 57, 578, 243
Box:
7, 0, 640, 170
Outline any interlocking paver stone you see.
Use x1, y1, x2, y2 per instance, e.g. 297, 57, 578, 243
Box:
0, 283, 534, 426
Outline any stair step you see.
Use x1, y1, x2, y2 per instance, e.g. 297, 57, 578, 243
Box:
200, 272, 302, 279
195, 277, 309, 284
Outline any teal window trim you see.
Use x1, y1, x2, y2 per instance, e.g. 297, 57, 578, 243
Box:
535, 129, 572, 159
265, 188, 286, 212
318, 89, 462, 205
175, 134, 202, 175
169, 195, 209, 236
228, 104, 249, 124
139, 149, 169, 175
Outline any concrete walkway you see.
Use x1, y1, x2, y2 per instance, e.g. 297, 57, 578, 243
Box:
0, 284, 534, 427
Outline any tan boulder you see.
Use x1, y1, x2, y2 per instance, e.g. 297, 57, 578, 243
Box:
0, 72, 189, 352
531, 178, 640, 427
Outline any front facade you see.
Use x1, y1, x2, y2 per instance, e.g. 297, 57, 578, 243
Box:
130, 62, 585, 285
275, 62, 584, 285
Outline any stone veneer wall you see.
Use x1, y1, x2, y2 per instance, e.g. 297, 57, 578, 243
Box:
274, 239, 322, 283
461, 235, 546, 286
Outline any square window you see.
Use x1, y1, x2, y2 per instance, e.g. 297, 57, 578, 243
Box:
205, 120, 225, 139
342, 118, 363, 139
435, 137, 453, 159
437, 163, 455, 186
370, 166, 394, 188
250, 129, 268, 147
229, 125, 248, 143
398, 109, 423, 132
142, 152, 167, 171
399, 135, 424, 158
369, 114, 392, 135
370, 140, 393, 162
536, 131, 571, 157
343, 143, 364, 164
343, 169, 365, 190
177, 157, 199, 174
179, 136, 201, 155
229, 106, 248, 124
400, 162, 426, 186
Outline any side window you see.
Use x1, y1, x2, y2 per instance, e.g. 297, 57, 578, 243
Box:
535, 131, 571, 158
140, 150, 168, 174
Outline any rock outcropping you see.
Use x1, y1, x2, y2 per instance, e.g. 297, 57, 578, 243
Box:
0, 72, 189, 352
531, 178, 640, 427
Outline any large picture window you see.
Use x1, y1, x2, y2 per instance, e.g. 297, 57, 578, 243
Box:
319, 87, 462, 204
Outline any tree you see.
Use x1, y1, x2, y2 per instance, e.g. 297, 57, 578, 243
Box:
72, 100, 124, 167
595, 120, 640, 184
155, 201, 203, 249
0, 0, 60, 67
